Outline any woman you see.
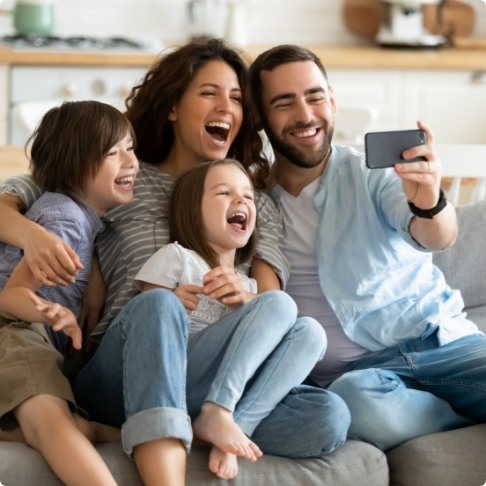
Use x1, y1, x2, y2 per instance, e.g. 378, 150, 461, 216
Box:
0, 39, 349, 486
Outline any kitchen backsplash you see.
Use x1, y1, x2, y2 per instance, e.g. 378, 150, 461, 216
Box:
1, 0, 486, 47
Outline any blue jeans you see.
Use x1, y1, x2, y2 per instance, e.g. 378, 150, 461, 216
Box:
328, 332, 486, 451
73, 289, 350, 458
187, 291, 326, 435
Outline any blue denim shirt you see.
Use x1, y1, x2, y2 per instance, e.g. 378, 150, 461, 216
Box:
272, 144, 480, 351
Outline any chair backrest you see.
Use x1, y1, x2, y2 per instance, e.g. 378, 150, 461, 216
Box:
436, 143, 486, 206
333, 104, 378, 147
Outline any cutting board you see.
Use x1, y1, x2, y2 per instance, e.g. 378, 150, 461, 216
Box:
343, 0, 475, 40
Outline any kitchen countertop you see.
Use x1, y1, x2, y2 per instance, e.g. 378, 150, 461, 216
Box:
0, 146, 29, 182
1, 43, 486, 70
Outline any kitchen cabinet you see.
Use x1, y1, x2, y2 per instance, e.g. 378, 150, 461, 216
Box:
0, 65, 8, 146
327, 67, 486, 144
404, 70, 486, 144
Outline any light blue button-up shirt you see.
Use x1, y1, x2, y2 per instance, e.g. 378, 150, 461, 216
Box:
272, 144, 480, 352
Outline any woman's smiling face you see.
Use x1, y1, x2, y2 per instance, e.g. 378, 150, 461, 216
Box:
168, 60, 244, 165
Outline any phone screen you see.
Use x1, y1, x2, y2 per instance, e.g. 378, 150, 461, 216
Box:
365, 129, 427, 169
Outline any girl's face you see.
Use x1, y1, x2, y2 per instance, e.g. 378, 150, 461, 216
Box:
201, 164, 256, 263
168, 60, 244, 168
82, 131, 139, 216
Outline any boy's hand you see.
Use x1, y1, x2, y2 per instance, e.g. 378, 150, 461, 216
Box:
30, 294, 82, 350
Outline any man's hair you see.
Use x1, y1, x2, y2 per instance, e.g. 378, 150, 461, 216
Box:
168, 158, 258, 269
249, 44, 328, 122
28, 100, 135, 194
125, 38, 269, 190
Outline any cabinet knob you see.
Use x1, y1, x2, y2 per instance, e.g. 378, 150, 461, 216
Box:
471, 71, 486, 84
63, 82, 78, 96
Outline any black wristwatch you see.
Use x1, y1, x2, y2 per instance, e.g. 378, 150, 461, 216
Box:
408, 189, 447, 219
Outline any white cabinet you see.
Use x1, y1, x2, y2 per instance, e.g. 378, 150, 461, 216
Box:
404, 70, 486, 144
327, 68, 486, 144
0, 66, 8, 146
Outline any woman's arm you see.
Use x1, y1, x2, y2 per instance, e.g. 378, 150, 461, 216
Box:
0, 192, 82, 285
251, 191, 290, 290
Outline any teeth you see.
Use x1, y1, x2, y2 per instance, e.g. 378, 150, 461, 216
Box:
207, 121, 230, 130
115, 176, 134, 185
227, 212, 247, 224
295, 128, 317, 138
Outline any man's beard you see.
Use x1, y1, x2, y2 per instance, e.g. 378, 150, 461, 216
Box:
265, 125, 334, 169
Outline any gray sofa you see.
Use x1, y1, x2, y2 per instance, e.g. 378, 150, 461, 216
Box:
1, 200, 486, 486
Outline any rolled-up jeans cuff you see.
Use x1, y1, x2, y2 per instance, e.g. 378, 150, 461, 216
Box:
122, 407, 193, 456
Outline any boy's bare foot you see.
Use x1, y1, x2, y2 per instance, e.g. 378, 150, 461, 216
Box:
209, 446, 238, 479
192, 402, 262, 462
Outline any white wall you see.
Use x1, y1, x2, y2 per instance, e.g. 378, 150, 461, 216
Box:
1, 0, 486, 47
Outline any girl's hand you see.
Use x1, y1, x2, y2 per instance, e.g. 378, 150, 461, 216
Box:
203, 266, 255, 306
174, 284, 204, 313
30, 294, 82, 350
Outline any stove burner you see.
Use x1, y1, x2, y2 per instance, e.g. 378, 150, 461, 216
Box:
1, 34, 145, 51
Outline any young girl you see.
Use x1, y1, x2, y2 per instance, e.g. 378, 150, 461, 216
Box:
0, 100, 138, 485
134, 159, 327, 480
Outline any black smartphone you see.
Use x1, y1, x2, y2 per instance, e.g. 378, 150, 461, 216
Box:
365, 129, 427, 169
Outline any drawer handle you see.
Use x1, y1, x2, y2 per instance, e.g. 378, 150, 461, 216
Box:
471, 71, 486, 84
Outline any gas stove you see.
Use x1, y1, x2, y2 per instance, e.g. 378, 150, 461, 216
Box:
0, 34, 159, 52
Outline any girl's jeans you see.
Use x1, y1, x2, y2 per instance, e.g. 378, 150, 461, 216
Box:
73, 289, 351, 458
328, 332, 486, 451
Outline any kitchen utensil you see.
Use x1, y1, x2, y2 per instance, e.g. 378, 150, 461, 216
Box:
343, 0, 474, 41
13, 0, 55, 36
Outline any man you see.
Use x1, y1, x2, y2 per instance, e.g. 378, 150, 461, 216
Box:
249, 44, 486, 451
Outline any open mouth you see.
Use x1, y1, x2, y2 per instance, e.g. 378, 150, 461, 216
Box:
206, 121, 230, 143
114, 175, 135, 189
227, 211, 247, 231
293, 127, 320, 139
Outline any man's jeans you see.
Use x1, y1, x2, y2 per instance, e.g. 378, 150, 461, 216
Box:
328, 332, 486, 450
74, 289, 351, 458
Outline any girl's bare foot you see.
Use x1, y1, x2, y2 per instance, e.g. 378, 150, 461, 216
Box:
192, 402, 262, 462
209, 446, 238, 479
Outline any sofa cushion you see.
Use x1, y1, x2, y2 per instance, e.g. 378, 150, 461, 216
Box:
387, 423, 486, 486
0, 440, 388, 486
433, 200, 486, 331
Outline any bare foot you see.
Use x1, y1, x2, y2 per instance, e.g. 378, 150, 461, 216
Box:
192, 402, 262, 462
209, 446, 238, 479
75, 416, 121, 443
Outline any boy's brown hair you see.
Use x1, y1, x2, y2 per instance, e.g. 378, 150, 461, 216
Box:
28, 100, 135, 194
169, 159, 258, 269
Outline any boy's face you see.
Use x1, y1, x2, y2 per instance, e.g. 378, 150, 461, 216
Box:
259, 60, 336, 169
201, 163, 256, 260
83, 131, 139, 216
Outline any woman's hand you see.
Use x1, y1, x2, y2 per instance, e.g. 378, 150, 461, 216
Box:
30, 293, 82, 350
24, 224, 83, 287
203, 266, 255, 306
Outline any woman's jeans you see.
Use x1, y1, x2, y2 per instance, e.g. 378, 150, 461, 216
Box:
73, 289, 351, 458
328, 332, 486, 451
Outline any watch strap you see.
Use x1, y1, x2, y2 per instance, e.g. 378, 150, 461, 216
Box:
408, 189, 447, 219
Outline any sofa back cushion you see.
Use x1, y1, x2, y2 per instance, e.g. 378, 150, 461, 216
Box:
433, 200, 486, 332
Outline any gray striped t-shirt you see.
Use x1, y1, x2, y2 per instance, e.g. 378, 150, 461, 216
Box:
1, 161, 289, 341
